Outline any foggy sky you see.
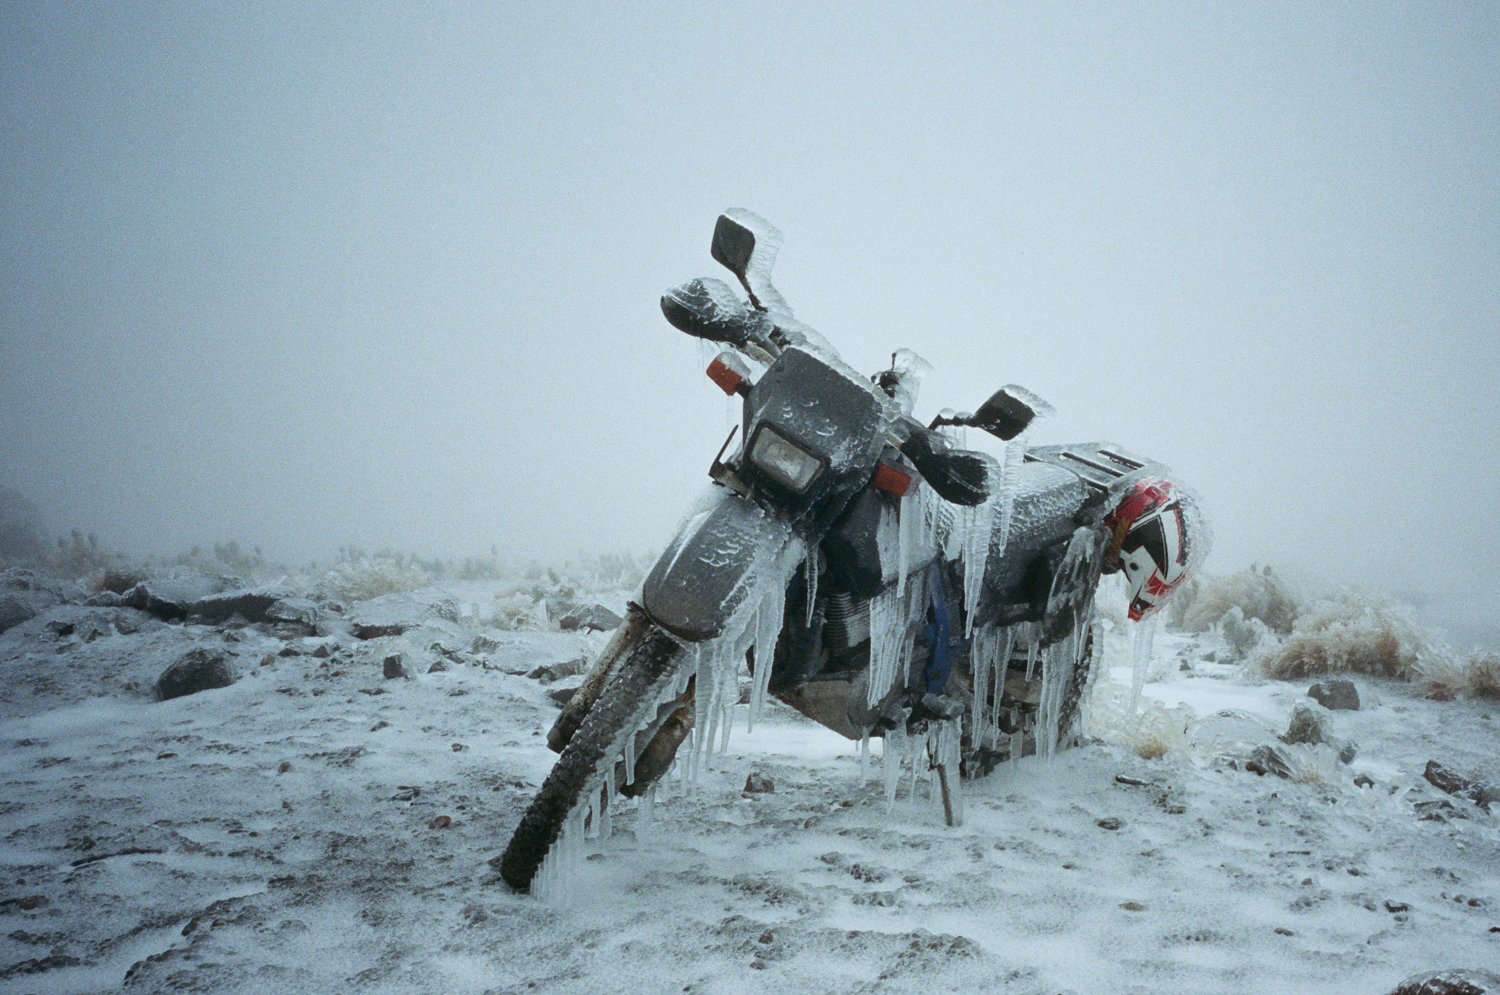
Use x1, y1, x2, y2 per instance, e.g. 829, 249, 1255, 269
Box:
3, 4, 1497, 632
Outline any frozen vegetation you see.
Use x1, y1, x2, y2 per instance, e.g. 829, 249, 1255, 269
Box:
0, 543, 1496, 993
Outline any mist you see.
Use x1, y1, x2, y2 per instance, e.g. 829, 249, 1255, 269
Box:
4, 5, 1497, 638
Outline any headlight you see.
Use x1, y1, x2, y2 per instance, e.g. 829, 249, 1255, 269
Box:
748, 426, 826, 493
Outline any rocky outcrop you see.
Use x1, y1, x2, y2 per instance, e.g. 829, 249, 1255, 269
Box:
154, 648, 236, 700
557, 603, 624, 632
1388, 969, 1500, 995
1308, 678, 1360, 710
0, 595, 35, 634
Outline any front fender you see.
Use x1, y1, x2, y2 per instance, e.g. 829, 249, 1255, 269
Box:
641, 490, 799, 642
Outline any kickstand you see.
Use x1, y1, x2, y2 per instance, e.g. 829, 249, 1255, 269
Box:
929, 744, 961, 828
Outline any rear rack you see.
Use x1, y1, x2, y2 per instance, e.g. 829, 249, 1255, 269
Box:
1023, 442, 1167, 493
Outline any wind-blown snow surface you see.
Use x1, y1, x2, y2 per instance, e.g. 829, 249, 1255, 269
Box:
1, 581, 1496, 994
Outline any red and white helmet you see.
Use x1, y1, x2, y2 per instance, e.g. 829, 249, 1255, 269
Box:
1105, 477, 1202, 621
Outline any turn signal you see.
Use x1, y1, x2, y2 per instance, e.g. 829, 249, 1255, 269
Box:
872, 462, 913, 497
706, 353, 751, 396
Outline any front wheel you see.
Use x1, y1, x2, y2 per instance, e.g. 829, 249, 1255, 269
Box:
495, 626, 684, 892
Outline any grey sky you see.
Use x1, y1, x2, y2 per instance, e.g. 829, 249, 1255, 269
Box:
3, 4, 1497, 626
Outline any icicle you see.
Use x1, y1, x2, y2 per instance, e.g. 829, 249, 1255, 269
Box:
866, 583, 908, 707
877, 500, 903, 596
637, 783, 656, 832
804, 553, 818, 629
859, 731, 871, 781
882, 724, 908, 808
969, 626, 991, 744
1129, 615, 1157, 720
747, 567, 788, 731
599, 783, 613, 840
1024, 637, 1040, 682
958, 469, 997, 637
584, 789, 599, 840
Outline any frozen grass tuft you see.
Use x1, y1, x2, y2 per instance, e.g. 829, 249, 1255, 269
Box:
1419, 652, 1500, 702
320, 553, 434, 602
1256, 591, 1426, 681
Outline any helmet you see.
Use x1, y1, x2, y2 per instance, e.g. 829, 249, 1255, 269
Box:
1104, 477, 1203, 621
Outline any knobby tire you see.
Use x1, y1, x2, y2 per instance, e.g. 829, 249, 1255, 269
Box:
496, 626, 682, 892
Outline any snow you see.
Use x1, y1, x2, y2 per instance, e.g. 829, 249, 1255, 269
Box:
1, 574, 1496, 994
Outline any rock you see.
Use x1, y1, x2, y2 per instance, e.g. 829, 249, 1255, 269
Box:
1355, 773, 1376, 788
155, 649, 235, 701
382, 655, 410, 680
1096, 817, 1123, 830
311, 643, 333, 658
1283, 702, 1332, 746
528, 657, 587, 683
0, 595, 36, 633
427, 660, 448, 673
1282, 702, 1357, 763
348, 590, 462, 640
1244, 744, 1297, 780
1425, 760, 1476, 797
1388, 969, 1500, 995
557, 603, 624, 632
265, 596, 320, 628
1308, 679, 1360, 711
546, 685, 579, 707
123, 574, 240, 620
744, 772, 775, 794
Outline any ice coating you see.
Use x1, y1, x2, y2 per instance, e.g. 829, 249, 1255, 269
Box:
750, 345, 899, 471
721, 208, 788, 316
720, 208, 840, 360
885, 347, 933, 416
880, 716, 964, 825
535, 522, 803, 897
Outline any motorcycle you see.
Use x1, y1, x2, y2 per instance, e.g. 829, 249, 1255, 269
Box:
495, 210, 1186, 893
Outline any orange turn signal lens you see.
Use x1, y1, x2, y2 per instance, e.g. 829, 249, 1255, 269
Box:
707, 357, 746, 396
872, 462, 913, 497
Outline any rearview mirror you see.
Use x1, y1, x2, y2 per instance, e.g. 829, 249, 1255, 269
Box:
930, 385, 1053, 441
711, 214, 757, 284
710, 209, 786, 314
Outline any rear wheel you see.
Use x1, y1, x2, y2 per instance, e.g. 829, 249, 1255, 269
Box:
495, 627, 684, 892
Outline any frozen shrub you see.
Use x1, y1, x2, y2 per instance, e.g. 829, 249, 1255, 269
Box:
1466, 653, 1500, 700
1257, 591, 1430, 681
47, 529, 133, 579
1219, 605, 1270, 661
321, 552, 434, 602
1420, 652, 1500, 702
1174, 565, 1302, 635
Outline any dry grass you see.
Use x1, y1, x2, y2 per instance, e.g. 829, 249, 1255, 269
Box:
1420, 652, 1500, 702
1134, 738, 1170, 760
1256, 592, 1425, 681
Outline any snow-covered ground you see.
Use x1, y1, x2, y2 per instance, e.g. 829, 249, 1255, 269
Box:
1, 576, 1495, 994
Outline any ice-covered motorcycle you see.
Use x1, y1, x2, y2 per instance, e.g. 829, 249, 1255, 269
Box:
495, 211, 1196, 893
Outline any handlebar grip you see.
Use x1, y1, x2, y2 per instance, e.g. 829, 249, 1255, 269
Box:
901, 427, 994, 507
660, 278, 770, 349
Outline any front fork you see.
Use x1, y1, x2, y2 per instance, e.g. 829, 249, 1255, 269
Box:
546, 606, 698, 797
